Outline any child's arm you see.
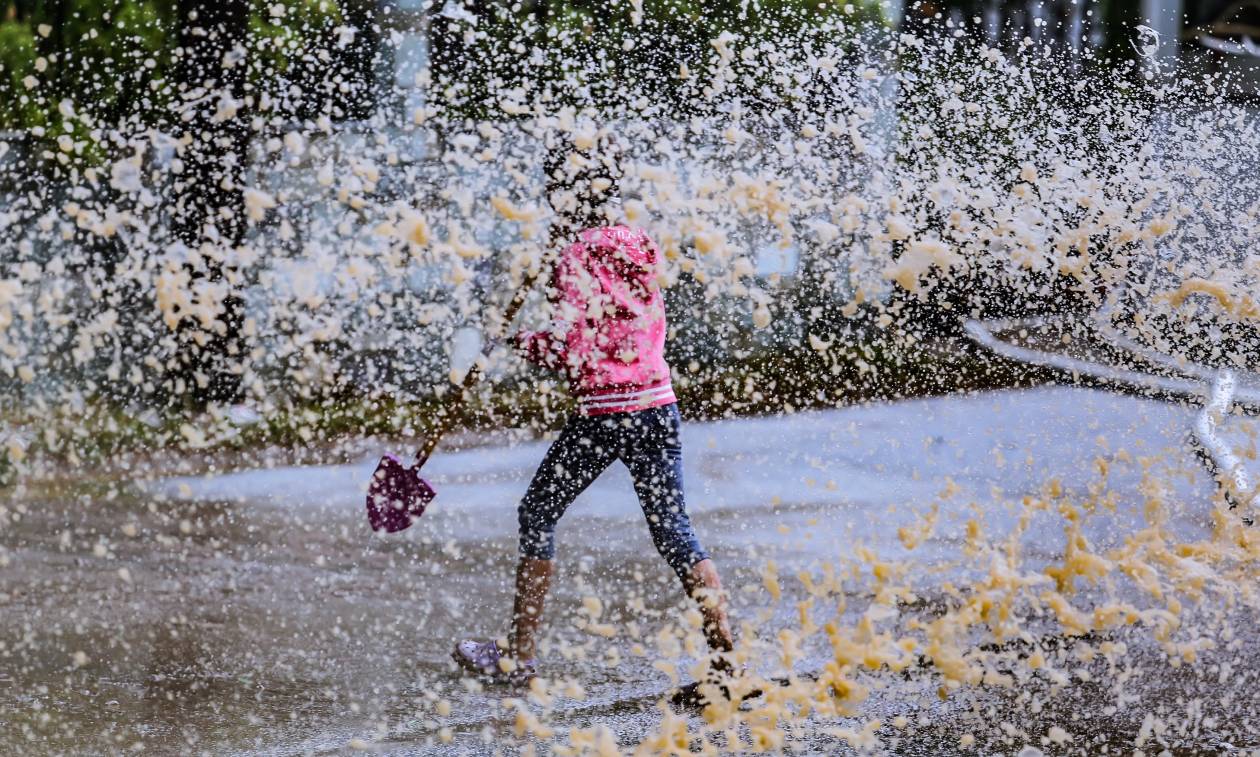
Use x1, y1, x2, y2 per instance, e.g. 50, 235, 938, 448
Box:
513, 241, 580, 369
514, 329, 567, 369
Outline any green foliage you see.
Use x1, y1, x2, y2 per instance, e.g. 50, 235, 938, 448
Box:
0, 1, 176, 132
0, 20, 39, 129
430, 0, 887, 118
247, 0, 344, 80
0, 0, 344, 134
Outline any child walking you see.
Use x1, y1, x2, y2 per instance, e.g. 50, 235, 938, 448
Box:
452, 141, 735, 688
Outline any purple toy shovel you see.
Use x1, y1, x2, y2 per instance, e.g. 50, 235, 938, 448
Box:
365, 453, 438, 533
366, 257, 551, 533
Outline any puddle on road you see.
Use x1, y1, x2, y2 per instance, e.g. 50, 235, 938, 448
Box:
3, 388, 1258, 754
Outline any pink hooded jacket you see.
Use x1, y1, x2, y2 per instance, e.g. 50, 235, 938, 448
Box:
515, 225, 676, 416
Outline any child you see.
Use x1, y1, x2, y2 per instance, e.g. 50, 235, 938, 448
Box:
452, 140, 735, 688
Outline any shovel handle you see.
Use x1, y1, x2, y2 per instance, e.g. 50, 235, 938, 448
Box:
413, 249, 556, 466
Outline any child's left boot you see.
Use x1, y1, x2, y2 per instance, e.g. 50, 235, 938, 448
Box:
452, 639, 537, 686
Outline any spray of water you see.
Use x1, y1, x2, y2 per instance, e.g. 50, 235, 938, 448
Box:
1, 2, 1259, 753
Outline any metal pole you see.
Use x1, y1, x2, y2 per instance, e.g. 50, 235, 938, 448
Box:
1141, 0, 1183, 65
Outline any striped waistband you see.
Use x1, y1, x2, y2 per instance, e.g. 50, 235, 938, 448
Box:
576, 381, 677, 416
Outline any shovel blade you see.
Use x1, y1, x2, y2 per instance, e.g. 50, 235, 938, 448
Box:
366, 454, 437, 533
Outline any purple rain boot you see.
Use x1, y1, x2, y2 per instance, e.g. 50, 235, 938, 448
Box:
452, 639, 537, 686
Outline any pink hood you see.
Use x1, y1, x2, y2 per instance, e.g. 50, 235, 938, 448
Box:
515, 225, 675, 415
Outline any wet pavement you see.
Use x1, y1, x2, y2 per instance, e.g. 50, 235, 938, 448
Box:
2, 386, 1258, 755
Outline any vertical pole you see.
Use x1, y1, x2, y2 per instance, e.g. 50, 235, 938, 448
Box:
1142, 0, 1183, 65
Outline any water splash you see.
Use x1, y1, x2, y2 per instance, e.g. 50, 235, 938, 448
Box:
2, 5, 1259, 753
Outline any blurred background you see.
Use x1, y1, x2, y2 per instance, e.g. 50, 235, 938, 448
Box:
2, 3, 1259, 754
0, 0, 1256, 477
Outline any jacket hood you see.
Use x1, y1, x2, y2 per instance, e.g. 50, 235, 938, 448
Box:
576, 226, 658, 299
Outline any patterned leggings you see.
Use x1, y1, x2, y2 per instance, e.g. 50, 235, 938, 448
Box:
517, 403, 708, 579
